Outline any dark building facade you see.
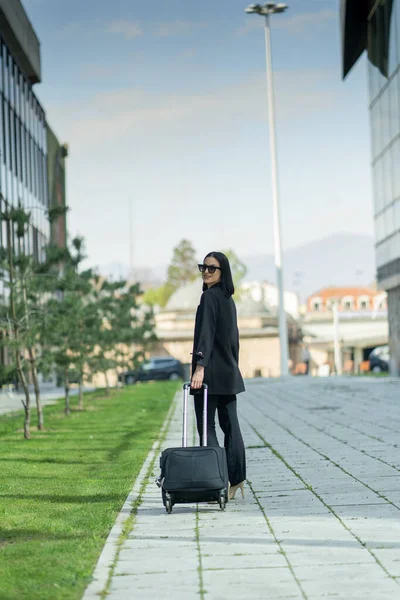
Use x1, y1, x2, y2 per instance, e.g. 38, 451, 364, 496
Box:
47, 125, 68, 249
342, 0, 400, 376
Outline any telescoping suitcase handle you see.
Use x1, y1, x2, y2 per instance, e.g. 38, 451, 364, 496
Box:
182, 382, 208, 448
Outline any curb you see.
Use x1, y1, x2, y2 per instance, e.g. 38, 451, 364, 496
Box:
82, 391, 178, 599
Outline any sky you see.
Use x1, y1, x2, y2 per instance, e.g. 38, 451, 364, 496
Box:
23, 0, 374, 274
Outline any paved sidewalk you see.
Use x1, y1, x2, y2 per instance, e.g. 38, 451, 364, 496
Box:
84, 377, 400, 600
0, 384, 95, 415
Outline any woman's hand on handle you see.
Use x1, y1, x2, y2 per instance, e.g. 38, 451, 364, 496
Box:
191, 366, 204, 390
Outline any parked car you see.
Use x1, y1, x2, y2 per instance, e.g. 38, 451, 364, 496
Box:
119, 357, 184, 385
368, 345, 390, 373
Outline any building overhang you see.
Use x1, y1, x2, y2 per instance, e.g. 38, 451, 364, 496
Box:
303, 311, 388, 324
377, 258, 400, 291
0, 0, 41, 84
341, 0, 393, 79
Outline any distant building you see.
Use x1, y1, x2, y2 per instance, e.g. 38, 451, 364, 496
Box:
341, 0, 400, 375
306, 286, 387, 314
303, 286, 388, 374
153, 280, 302, 378
241, 281, 299, 319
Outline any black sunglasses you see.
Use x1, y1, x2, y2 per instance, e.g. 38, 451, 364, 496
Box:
198, 264, 221, 274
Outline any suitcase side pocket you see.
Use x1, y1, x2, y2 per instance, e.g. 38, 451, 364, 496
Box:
163, 448, 225, 491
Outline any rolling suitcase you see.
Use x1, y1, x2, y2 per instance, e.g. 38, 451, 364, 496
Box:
157, 382, 229, 513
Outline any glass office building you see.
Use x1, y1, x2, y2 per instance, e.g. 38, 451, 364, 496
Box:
0, 0, 67, 377
0, 0, 66, 264
0, 37, 49, 261
342, 0, 400, 375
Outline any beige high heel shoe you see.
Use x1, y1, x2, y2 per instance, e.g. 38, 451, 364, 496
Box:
229, 481, 245, 500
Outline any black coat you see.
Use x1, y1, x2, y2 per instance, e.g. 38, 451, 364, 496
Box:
191, 283, 245, 396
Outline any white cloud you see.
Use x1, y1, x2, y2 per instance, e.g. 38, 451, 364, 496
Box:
45, 67, 366, 271
55, 19, 143, 41
276, 9, 337, 34
106, 19, 143, 40
154, 20, 207, 38
56, 18, 206, 44
48, 69, 338, 157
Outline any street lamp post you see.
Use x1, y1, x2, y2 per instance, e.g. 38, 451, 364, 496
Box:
245, 3, 289, 376
332, 301, 342, 375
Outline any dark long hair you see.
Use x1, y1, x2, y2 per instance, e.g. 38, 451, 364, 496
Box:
202, 251, 235, 297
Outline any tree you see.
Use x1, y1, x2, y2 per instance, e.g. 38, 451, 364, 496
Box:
111, 282, 157, 376
89, 279, 157, 394
12, 206, 48, 431
0, 202, 71, 436
88, 277, 124, 396
222, 249, 247, 293
167, 239, 198, 290
0, 206, 32, 437
39, 237, 94, 415
141, 282, 175, 308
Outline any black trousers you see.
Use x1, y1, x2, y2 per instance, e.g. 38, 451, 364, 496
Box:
194, 393, 246, 487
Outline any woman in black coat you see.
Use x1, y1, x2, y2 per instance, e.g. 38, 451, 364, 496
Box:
191, 251, 246, 500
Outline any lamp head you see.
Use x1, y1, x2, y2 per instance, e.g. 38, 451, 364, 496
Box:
245, 2, 288, 15
245, 4, 261, 13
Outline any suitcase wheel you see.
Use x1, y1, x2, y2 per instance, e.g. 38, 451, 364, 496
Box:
219, 491, 226, 511
163, 489, 173, 514
165, 497, 173, 514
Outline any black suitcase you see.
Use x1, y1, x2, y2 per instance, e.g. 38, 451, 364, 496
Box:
157, 383, 229, 513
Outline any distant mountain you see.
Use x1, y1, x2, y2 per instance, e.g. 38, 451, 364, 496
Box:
98, 234, 376, 301
242, 234, 376, 300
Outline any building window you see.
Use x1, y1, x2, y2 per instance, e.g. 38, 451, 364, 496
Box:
0, 43, 3, 94
1, 97, 5, 166
388, 1, 399, 76
374, 159, 384, 214
9, 56, 15, 112
358, 296, 370, 310
395, 199, 400, 228
1, 216, 6, 250
4, 99, 10, 171
342, 296, 354, 311
382, 151, 392, 210
311, 297, 322, 312
32, 226, 38, 261
3, 46, 8, 102
0, 38, 49, 260
393, 137, 400, 200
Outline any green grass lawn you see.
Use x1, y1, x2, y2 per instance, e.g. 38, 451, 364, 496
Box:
0, 382, 178, 600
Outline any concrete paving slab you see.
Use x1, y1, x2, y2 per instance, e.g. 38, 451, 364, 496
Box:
83, 377, 400, 599
202, 567, 303, 600
201, 551, 287, 570
287, 546, 376, 567
295, 562, 399, 597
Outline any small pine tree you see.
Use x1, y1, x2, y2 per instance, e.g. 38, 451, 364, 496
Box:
167, 239, 198, 290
